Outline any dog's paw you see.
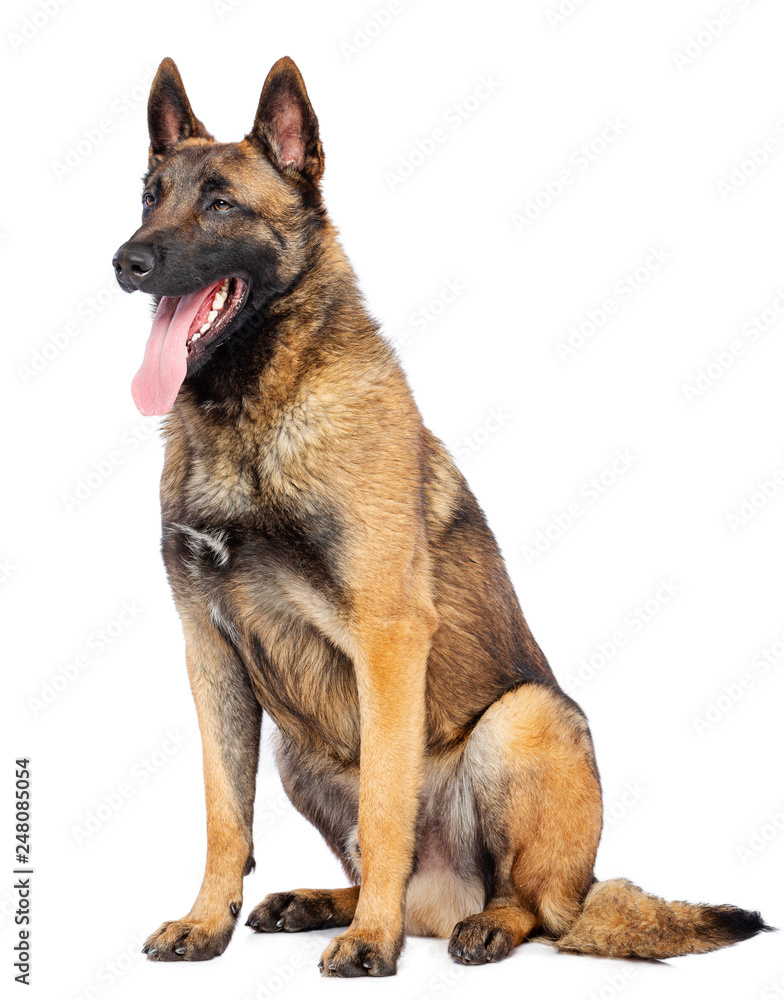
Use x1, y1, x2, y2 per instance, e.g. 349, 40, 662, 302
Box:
142, 911, 237, 962
318, 927, 401, 977
448, 914, 515, 965
246, 889, 343, 933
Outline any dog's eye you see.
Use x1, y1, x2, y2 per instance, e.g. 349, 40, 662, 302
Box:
211, 199, 231, 211
143, 193, 155, 208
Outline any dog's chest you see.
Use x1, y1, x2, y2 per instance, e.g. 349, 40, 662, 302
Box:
163, 484, 359, 759
159, 402, 359, 749
161, 402, 338, 589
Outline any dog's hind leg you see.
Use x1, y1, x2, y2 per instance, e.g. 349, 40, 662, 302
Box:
448, 899, 539, 965
247, 734, 361, 935
143, 605, 261, 961
448, 681, 603, 965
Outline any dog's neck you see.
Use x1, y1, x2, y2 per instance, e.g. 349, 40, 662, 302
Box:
179, 218, 373, 419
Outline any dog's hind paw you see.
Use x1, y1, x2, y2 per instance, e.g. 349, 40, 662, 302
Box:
448, 914, 515, 965
246, 887, 356, 933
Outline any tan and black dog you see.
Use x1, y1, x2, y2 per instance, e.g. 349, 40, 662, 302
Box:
112, 56, 771, 976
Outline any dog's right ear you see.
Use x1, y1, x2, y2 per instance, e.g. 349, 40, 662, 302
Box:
147, 57, 212, 163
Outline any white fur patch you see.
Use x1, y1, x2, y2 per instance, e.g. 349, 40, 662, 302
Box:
171, 522, 231, 568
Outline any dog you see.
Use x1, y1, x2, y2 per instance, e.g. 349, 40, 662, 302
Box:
112, 56, 771, 976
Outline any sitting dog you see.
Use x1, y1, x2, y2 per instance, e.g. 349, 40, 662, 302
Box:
112, 56, 770, 976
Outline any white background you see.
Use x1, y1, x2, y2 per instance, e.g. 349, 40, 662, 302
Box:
2, 1, 783, 998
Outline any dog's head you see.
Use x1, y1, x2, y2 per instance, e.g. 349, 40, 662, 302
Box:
113, 56, 325, 416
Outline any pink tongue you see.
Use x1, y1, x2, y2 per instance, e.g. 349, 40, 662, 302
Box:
131, 283, 220, 416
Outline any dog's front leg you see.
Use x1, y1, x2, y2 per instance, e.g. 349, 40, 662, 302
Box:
320, 603, 435, 977
143, 609, 261, 961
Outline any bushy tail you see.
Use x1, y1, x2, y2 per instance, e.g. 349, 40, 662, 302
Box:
555, 878, 773, 959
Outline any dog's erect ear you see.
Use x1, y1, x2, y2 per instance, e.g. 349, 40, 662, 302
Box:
249, 56, 324, 184
147, 57, 212, 160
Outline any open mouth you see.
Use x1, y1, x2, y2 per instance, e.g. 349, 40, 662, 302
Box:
131, 276, 249, 416
184, 276, 248, 362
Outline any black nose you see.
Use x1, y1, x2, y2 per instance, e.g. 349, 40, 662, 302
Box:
113, 243, 155, 289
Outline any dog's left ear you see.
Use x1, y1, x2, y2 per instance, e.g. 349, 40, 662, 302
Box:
249, 56, 324, 184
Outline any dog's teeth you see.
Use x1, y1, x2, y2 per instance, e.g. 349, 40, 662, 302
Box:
191, 332, 201, 343
213, 292, 226, 309
221, 278, 230, 292
208, 310, 218, 322
200, 323, 211, 334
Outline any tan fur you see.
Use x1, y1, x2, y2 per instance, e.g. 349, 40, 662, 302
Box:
142, 605, 259, 960
125, 55, 769, 974
405, 862, 485, 938
463, 684, 602, 937
450, 903, 540, 963
558, 878, 765, 959
247, 887, 360, 933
